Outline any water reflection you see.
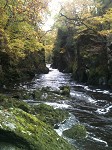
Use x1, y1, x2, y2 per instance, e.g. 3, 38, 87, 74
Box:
32, 69, 72, 90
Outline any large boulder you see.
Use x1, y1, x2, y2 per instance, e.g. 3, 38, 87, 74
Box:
0, 108, 75, 150
63, 124, 87, 139
0, 94, 76, 150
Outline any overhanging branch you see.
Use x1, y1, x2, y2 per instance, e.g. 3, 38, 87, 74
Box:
60, 13, 106, 43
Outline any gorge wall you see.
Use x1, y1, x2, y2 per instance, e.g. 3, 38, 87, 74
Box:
52, 29, 112, 88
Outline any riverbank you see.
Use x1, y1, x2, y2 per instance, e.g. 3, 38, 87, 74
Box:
0, 93, 76, 150
0, 66, 112, 150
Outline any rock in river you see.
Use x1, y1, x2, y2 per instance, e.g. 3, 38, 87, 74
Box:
0, 108, 76, 150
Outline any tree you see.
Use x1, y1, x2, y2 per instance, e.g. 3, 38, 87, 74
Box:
0, 0, 51, 82
52, 0, 112, 85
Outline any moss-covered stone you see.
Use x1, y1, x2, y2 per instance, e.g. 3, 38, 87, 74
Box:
32, 87, 71, 101
0, 94, 69, 127
0, 94, 32, 113
33, 89, 42, 100
33, 104, 69, 127
63, 124, 87, 139
10, 86, 71, 102
60, 86, 70, 96
0, 108, 76, 150
12, 90, 33, 100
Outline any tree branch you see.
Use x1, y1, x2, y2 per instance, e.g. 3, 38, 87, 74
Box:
60, 13, 106, 43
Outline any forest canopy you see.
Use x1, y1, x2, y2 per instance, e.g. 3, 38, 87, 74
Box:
0, 0, 51, 84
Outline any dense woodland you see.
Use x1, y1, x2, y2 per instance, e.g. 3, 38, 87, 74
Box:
0, 0, 51, 86
52, 0, 112, 88
0, 0, 112, 88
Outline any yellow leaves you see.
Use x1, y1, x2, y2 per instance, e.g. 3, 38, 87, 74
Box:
35, 41, 44, 50
9, 39, 25, 58
103, 8, 112, 22
45, 44, 53, 62
17, 0, 22, 2
26, 7, 30, 11
96, 2, 102, 9
45, 44, 53, 51
0, 28, 9, 52
24, 38, 44, 52
86, 8, 112, 32
99, 30, 112, 36
0, 8, 8, 28
0, 0, 51, 60
12, 39, 24, 49
90, 16, 104, 25
82, 13, 91, 19
19, 22, 34, 36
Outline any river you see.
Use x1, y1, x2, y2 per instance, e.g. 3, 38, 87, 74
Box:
3, 64, 112, 150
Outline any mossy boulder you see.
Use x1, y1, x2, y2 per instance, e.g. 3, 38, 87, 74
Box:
0, 94, 69, 127
63, 124, 87, 139
33, 104, 69, 127
0, 94, 32, 113
60, 86, 70, 96
0, 108, 76, 150
12, 90, 33, 100
33, 89, 43, 100
32, 87, 71, 101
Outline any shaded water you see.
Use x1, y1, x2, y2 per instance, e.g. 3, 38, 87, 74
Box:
5, 65, 112, 150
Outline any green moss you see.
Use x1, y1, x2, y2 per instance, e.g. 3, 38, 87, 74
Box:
0, 94, 76, 149
33, 89, 42, 100
33, 104, 69, 126
0, 108, 76, 150
60, 86, 70, 96
63, 124, 87, 139
32, 87, 71, 101
12, 90, 33, 100
0, 93, 32, 113
0, 94, 69, 127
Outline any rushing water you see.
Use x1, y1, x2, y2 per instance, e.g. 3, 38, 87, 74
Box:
6, 64, 112, 150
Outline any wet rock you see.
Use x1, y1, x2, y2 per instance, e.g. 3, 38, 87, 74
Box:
0, 108, 75, 150
0, 94, 31, 113
12, 90, 33, 100
33, 103, 69, 127
32, 87, 71, 101
54, 124, 60, 129
60, 86, 70, 96
33, 89, 42, 100
63, 124, 87, 139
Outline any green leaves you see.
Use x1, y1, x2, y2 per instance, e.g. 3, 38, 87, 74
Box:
0, 0, 51, 82
0, 0, 50, 58
104, 8, 112, 22
9, 39, 25, 58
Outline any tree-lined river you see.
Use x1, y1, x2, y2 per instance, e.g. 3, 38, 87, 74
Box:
4, 64, 112, 150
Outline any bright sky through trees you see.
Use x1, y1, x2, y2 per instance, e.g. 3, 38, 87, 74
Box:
43, 0, 71, 31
